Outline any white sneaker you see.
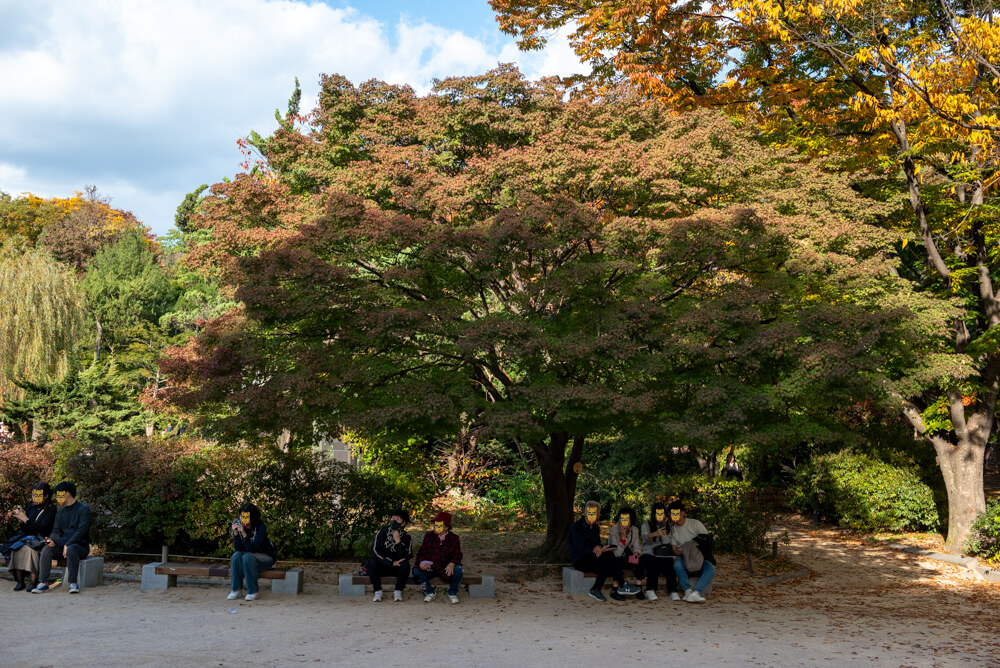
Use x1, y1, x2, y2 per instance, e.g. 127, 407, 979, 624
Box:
245, 592, 259, 601
393, 590, 403, 602
373, 590, 383, 602
645, 590, 658, 601
227, 591, 241, 600
423, 591, 436, 603
669, 592, 681, 601
684, 590, 706, 603
448, 594, 459, 604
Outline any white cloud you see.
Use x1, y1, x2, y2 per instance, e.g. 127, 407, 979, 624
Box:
0, 0, 590, 235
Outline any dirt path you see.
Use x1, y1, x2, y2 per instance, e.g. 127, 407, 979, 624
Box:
2, 519, 998, 667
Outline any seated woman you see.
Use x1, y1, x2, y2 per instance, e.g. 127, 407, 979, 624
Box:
3, 482, 57, 591
607, 506, 643, 599
227, 502, 276, 602
639, 502, 680, 601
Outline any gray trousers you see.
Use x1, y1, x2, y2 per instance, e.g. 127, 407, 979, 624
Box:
38, 543, 89, 585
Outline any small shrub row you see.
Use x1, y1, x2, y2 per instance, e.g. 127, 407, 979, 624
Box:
966, 500, 1000, 562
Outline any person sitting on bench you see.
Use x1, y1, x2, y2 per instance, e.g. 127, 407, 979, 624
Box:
3, 482, 57, 591
567, 500, 631, 602
227, 502, 276, 602
607, 507, 643, 599
365, 508, 413, 602
33, 481, 90, 594
639, 502, 680, 601
413, 511, 463, 604
667, 500, 714, 603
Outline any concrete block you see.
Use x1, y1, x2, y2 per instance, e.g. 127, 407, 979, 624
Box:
271, 568, 304, 595
141, 562, 176, 591
78, 557, 104, 588
468, 574, 495, 598
338, 573, 365, 596
562, 567, 596, 594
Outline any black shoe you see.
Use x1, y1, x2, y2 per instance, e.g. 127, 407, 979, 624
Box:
609, 588, 626, 601
588, 588, 607, 602
13, 582, 25, 592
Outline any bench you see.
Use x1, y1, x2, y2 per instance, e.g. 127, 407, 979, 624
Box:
338, 573, 495, 598
141, 561, 303, 595
562, 565, 712, 596
2, 556, 104, 589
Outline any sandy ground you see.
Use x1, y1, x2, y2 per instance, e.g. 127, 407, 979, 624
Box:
2, 519, 999, 667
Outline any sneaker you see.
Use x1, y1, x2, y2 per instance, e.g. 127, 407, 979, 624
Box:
393, 590, 403, 602
69, 583, 80, 594
618, 583, 640, 595
448, 594, 459, 604
372, 590, 383, 602
609, 588, 626, 601
669, 592, 681, 601
13, 582, 25, 592
30, 583, 49, 594
423, 591, 436, 603
645, 590, 658, 601
227, 590, 241, 600
588, 588, 607, 602
684, 590, 706, 603
245, 593, 259, 601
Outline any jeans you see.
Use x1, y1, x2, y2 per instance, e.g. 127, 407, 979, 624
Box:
412, 564, 463, 596
572, 551, 625, 590
230, 551, 275, 595
673, 555, 715, 594
38, 543, 89, 585
638, 553, 678, 593
366, 557, 410, 591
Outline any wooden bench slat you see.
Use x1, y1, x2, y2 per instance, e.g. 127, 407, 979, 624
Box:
154, 563, 289, 580
352, 574, 483, 585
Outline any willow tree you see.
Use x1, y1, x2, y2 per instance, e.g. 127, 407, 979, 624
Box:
0, 244, 88, 405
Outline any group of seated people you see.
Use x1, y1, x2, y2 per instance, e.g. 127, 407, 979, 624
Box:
1, 480, 91, 593
569, 499, 714, 603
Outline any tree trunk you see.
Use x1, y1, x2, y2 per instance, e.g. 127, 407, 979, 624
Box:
936, 435, 987, 553
533, 432, 585, 559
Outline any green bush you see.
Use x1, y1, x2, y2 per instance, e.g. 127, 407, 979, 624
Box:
666, 476, 777, 555
0, 441, 55, 537
966, 500, 1000, 562
789, 451, 939, 532
57, 437, 422, 559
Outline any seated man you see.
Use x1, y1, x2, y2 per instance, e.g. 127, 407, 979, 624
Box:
33, 481, 91, 594
667, 500, 715, 603
364, 508, 413, 602
413, 511, 463, 604
567, 500, 631, 602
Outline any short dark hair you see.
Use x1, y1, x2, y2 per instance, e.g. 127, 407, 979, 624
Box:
667, 500, 686, 512
391, 509, 410, 525
54, 481, 77, 498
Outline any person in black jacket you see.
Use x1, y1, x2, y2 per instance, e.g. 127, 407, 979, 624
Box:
567, 500, 628, 602
364, 509, 413, 602
227, 502, 276, 602
3, 482, 57, 591
33, 480, 90, 594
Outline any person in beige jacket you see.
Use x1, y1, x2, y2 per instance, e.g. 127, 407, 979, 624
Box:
606, 507, 643, 599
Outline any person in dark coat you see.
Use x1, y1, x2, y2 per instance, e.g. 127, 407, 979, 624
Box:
227, 502, 276, 602
567, 500, 629, 602
33, 480, 91, 594
365, 509, 413, 602
3, 482, 57, 591
413, 511, 464, 604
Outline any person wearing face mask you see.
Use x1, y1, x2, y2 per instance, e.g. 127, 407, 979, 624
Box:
2, 482, 57, 591
227, 502, 277, 602
639, 502, 680, 601
567, 501, 630, 602
413, 511, 463, 604
607, 507, 643, 600
667, 500, 715, 603
33, 481, 90, 594
365, 509, 413, 602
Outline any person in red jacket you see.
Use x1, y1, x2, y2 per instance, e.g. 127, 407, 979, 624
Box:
413, 511, 463, 604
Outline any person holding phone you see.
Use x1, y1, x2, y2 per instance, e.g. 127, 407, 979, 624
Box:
567, 500, 630, 602
639, 502, 680, 601
227, 502, 276, 602
33, 481, 90, 594
364, 509, 413, 602
2, 482, 57, 591
607, 507, 643, 599
412, 511, 463, 604
667, 500, 714, 603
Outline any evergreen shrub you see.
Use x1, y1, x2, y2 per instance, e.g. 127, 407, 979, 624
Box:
966, 500, 1000, 562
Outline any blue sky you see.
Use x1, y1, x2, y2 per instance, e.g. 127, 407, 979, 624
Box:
0, 1, 586, 236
